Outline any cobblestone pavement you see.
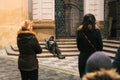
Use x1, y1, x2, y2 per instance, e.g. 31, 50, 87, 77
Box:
39, 56, 79, 75
0, 49, 80, 80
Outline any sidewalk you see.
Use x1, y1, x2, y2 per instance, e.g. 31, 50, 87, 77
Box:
0, 49, 80, 80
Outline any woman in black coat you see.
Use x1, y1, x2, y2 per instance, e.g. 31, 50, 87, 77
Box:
17, 20, 42, 80
76, 13, 103, 78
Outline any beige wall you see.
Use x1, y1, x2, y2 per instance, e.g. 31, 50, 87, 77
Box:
0, 0, 28, 48
33, 20, 55, 42
84, 0, 104, 21
32, 0, 55, 42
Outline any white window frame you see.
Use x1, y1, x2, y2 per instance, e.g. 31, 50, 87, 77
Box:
84, 0, 104, 21
32, 0, 55, 20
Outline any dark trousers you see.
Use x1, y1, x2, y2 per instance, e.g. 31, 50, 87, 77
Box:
78, 55, 86, 78
50, 44, 61, 56
20, 69, 38, 80
78, 54, 91, 78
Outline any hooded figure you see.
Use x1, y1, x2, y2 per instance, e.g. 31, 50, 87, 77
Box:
82, 51, 119, 80
45, 36, 65, 59
86, 51, 112, 72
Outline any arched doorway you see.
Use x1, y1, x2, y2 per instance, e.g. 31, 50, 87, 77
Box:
55, 0, 82, 38
108, 1, 117, 38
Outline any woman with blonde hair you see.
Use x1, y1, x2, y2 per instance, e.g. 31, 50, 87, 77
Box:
17, 20, 42, 80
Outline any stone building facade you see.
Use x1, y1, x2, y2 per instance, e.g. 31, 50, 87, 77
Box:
0, 0, 55, 48
104, 0, 120, 39
0, 0, 120, 48
0, 0, 28, 48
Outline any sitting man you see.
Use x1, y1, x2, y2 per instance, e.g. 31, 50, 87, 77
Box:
45, 36, 65, 59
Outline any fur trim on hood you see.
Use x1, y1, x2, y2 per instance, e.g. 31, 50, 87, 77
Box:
17, 29, 36, 36
82, 69, 120, 80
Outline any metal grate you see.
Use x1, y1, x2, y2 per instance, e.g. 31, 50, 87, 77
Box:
55, 0, 66, 38
55, 0, 82, 38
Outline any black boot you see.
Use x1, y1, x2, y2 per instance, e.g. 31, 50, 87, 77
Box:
57, 54, 65, 59
53, 52, 57, 57
55, 47, 65, 59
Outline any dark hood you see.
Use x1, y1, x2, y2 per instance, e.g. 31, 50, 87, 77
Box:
17, 30, 36, 44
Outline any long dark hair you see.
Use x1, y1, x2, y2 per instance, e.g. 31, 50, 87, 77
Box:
81, 13, 96, 32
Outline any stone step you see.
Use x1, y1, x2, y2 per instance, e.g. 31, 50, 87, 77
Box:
41, 40, 120, 48
39, 42, 76, 45
10, 45, 78, 52
5, 46, 115, 59
11, 46, 119, 53
6, 46, 116, 59
103, 39, 120, 44
104, 52, 115, 59
5, 46, 79, 57
56, 39, 76, 42
103, 43, 119, 48
56, 39, 120, 44
10, 44, 77, 51
10, 44, 118, 54
11, 43, 118, 52
103, 47, 117, 53
5, 39, 120, 59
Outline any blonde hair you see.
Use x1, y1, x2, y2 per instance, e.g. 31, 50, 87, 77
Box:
82, 69, 120, 80
17, 20, 36, 35
21, 20, 33, 30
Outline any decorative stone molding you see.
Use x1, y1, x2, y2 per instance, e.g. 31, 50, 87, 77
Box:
32, 20, 55, 41
33, 20, 55, 29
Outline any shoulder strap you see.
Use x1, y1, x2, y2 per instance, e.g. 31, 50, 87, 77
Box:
82, 32, 96, 51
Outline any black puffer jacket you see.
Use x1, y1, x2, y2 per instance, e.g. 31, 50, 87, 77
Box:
17, 30, 42, 71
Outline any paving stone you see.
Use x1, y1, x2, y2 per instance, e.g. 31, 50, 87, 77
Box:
0, 49, 80, 80
38, 56, 79, 74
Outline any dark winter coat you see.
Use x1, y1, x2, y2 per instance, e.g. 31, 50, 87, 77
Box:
76, 27, 103, 77
112, 47, 120, 74
76, 28, 103, 56
45, 40, 58, 50
17, 29, 42, 71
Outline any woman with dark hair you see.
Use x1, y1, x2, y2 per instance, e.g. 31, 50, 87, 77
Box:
76, 13, 103, 78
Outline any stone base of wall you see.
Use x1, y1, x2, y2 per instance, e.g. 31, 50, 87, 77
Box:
33, 20, 55, 42
0, 25, 19, 48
